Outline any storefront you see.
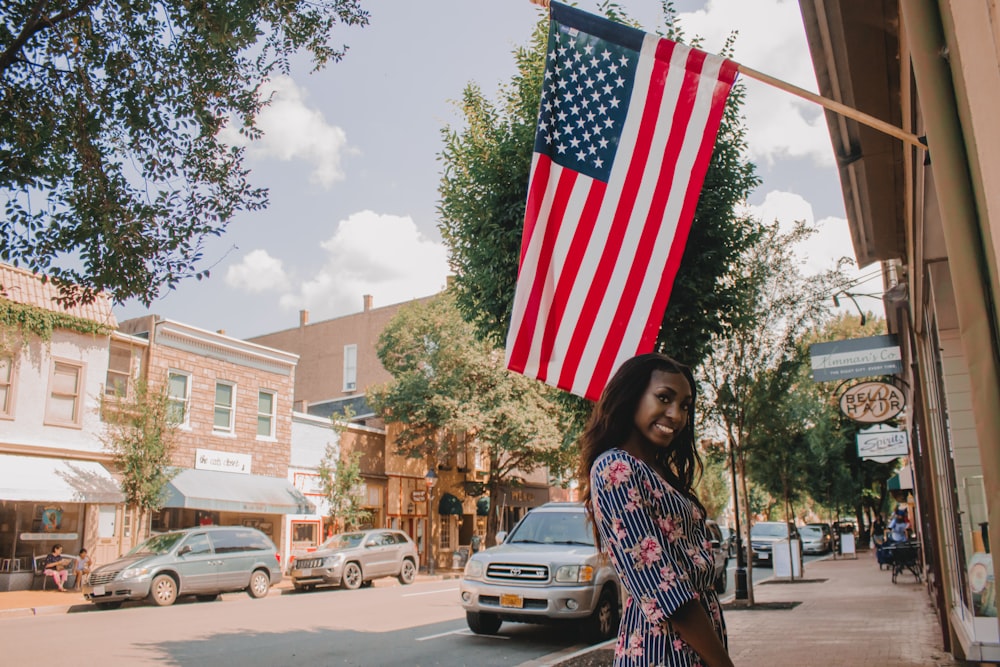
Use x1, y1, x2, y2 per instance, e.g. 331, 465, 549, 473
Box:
0, 453, 124, 591
495, 484, 550, 534
153, 468, 314, 566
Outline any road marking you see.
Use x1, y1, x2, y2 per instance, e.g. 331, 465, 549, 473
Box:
517, 639, 614, 666
417, 628, 509, 641
402, 586, 459, 598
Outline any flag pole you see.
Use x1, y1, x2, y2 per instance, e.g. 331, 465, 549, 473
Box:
735, 63, 926, 150
526, 0, 926, 151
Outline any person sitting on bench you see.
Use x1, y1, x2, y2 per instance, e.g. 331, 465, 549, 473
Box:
43, 544, 72, 591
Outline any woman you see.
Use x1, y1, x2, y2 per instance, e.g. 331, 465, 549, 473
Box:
43, 543, 70, 591
580, 353, 733, 667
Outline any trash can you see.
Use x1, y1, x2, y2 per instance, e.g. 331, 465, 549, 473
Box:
773, 538, 802, 578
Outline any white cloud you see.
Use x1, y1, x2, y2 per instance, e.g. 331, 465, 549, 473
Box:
225, 249, 291, 293
219, 75, 354, 188
678, 0, 834, 166
278, 210, 450, 318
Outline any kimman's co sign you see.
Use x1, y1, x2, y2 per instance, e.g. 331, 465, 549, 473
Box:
809, 334, 903, 382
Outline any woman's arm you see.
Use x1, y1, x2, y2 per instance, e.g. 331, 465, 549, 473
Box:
670, 600, 735, 667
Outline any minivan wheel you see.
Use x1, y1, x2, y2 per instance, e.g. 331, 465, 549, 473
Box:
398, 559, 416, 585
247, 569, 270, 599
581, 588, 619, 642
714, 563, 728, 594
466, 611, 502, 635
149, 574, 178, 607
341, 562, 363, 590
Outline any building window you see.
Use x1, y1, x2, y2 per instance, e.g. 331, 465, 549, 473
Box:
0, 355, 14, 418
214, 381, 236, 433
105, 341, 136, 397
257, 389, 276, 438
473, 446, 484, 471
439, 516, 451, 549
166, 371, 190, 426
343, 344, 357, 392
45, 359, 84, 427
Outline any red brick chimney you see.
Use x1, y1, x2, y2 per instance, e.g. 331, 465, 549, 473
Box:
363, 294, 373, 312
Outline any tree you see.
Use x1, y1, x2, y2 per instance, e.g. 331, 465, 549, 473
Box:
317, 447, 370, 533
100, 378, 178, 548
699, 219, 851, 603
1, 1, 369, 305
368, 292, 574, 545
437, 7, 760, 367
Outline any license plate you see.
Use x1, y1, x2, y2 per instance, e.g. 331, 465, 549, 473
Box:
756, 552, 769, 560
500, 594, 523, 609
92, 585, 105, 596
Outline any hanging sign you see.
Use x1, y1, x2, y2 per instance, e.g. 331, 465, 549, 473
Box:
810, 335, 902, 382
839, 380, 906, 423
856, 423, 909, 461
411, 490, 427, 503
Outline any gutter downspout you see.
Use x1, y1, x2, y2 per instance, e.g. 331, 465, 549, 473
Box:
900, 0, 1000, 603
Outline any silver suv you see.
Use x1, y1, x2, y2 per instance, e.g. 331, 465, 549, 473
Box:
460, 502, 620, 639
83, 526, 281, 609
290, 529, 418, 591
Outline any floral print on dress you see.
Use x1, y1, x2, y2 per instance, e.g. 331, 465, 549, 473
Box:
591, 448, 727, 667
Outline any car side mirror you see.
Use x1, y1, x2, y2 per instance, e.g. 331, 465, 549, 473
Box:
365, 541, 377, 548
177, 545, 192, 557
710, 539, 721, 549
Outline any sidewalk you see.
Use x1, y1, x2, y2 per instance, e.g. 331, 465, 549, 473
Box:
553, 550, 968, 667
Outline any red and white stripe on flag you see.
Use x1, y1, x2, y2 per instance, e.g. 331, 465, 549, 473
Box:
505, 2, 738, 401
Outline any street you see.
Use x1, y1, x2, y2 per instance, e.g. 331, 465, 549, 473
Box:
0, 579, 597, 666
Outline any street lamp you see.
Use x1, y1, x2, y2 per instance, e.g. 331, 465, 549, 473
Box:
425, 469, 438, 575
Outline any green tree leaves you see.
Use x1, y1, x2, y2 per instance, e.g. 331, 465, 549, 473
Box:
1, 1, 369, 305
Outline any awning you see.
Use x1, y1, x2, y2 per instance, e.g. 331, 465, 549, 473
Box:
163, 468, 315, 514
0, 454, 124, 503
888, 465, 914, 491
438, 493, 464, 516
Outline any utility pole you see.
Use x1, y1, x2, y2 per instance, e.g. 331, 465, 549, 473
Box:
729, 436, 748, 600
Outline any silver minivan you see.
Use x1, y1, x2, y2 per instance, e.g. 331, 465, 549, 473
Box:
83, 526, 282, 609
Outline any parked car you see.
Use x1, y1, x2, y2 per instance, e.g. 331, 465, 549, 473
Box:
749, 521, 800, 566
798, 523, 833, 554
83, 526, 281, 609
460, 502, 620, 639
716, 524, 736, 557
290, 529, 418, 591
704, 519, 730, 593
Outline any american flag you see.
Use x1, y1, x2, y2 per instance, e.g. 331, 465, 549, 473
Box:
505, 2, 738, 400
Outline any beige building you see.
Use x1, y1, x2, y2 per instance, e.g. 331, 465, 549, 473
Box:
800, 1, 1000, 661
118, 315, 312, 557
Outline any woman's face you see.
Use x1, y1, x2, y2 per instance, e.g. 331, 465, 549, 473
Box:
629, 369, 692, 450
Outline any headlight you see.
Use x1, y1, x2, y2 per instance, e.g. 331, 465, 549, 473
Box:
323, 554, 345, 567
119, 566, 151, 580
464, 559, 485, 579
554, 565, 594, 583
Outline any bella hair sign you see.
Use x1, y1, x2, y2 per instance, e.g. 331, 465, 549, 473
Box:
839, 380, 906, 424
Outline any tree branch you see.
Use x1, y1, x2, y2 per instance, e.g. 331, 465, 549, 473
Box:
0, 0, 98, 76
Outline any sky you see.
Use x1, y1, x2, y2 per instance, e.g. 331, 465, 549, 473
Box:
114, 0, 885, 339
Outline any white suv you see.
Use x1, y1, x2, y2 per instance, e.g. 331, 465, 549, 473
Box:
459, 502, 620, 639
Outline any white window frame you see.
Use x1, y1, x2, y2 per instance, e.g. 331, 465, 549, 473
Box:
45, 358, 85, 428
213, 380, 236, 434
105, 341, 136, 397
256, 389, 277, 439
0, 354, 15, 419
166, 370, 191, 428
343, 344, 357, 392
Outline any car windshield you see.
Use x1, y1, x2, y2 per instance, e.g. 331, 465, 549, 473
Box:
128, 532, 185, 555
798, 526, 822, 538
751, 523, 789, 538
321, 532, 366, 550
508, 510, 594, 546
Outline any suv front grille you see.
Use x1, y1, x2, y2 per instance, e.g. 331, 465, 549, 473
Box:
486, 563, 549, 582
296, 558, 324, 569
89, 570, 120, 586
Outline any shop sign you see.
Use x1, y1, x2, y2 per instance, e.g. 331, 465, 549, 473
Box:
196, 448, 251, 474
839, 380, 905, 423
810, 334, 902, 382
411, 490, 427, 503
856, 424, 909, 461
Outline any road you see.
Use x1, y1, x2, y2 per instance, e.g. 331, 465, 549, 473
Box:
0, 579, 595, 666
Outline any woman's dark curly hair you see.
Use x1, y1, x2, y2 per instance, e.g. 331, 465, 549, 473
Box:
578, 353, 703, 523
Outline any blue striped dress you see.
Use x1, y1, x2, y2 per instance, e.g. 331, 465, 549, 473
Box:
591, 448, 726, 667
